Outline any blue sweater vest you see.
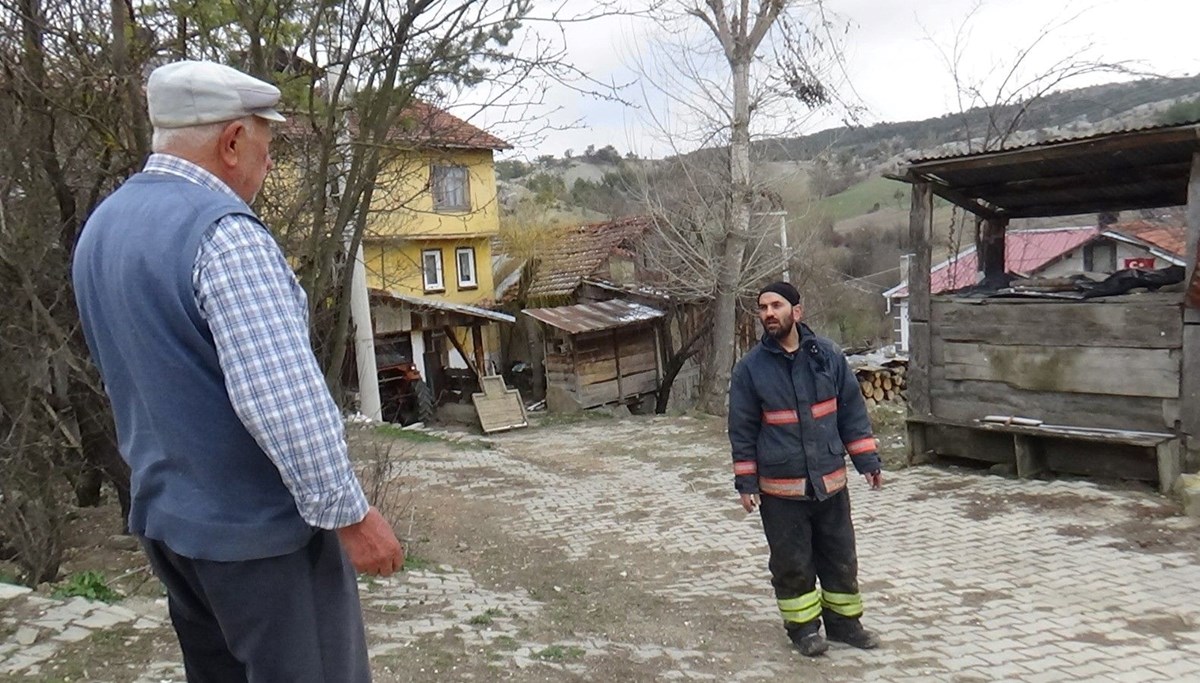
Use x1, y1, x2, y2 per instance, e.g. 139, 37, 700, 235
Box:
72, 173, 314, 561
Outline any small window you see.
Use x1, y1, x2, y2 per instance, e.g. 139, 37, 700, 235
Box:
456, 247, 477, 289
1084, 242, 1117, 273
422, 248, 444, 291
431, 165, 470, 211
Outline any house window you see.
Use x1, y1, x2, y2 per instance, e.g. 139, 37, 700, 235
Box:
1084, 241, 1117, 273
456, 247, 478, 289
422, 248, 444, 291
431, 165, 470, 211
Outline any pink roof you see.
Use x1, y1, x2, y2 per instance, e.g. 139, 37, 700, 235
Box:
889, 227, 1099, 299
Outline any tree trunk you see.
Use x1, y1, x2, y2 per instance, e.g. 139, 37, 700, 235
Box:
699, 57, 753, 416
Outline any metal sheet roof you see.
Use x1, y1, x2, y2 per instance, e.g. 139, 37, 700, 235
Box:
370, 290, 516, 323
523, 299, 664, 335
894, 121, 1200, 218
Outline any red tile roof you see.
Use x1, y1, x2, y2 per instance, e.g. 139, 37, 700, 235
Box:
393, 100, 511, 151
276, 100, 510, 151
887, 220, 1186, 299
889, 227, 1098, 299
524, 216, 655, 299
1111, 220, 1186, 256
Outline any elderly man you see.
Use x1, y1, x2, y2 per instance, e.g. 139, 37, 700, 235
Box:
72, 60, 401, 682
728, 282, 882, 657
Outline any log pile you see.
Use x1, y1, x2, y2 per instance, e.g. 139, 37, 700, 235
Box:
854, 363, 907, 408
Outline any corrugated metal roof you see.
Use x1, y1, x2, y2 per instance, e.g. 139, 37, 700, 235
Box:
904, 118, 1200, 164
523, 299, 664, 335
370, 289, 516, 323
893, 121, 1200, 218
524, 216, 654, 299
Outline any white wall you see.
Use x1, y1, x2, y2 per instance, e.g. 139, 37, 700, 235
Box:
1040, 241, 1167, 278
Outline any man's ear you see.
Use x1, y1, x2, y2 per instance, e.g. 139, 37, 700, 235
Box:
216, 120, 245, 168
792, 304, 803, 322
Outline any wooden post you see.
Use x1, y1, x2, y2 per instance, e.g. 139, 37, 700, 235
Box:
442, 325, 479, 385
612, 330, 624, 401
1182, 153, 1200, 472
471, 324, 487, 376
1185, 152, 1200, 306
907, 183, 933, 416
905, 421, 932, 466
978, 217, 1009, 281
1157, 438, 1184, 495
1013, 435, 1046, 480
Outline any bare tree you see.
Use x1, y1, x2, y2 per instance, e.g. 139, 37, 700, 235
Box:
931, 2, 1146, 154
0, 0, 633, 583
926, 1, 1147, 280
627, 0, 852, 414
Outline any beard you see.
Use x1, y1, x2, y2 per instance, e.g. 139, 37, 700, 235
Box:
762, 316, 795, 340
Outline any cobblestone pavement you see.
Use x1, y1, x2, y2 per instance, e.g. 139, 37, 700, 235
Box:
3, 415, 1200, 681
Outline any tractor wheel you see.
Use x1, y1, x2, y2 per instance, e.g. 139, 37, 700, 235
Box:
414, 380, 436, 424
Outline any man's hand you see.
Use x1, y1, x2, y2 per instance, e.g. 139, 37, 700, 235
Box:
337, 506, 405, 576
739, 493, 760, 513
864, 471, 883, 490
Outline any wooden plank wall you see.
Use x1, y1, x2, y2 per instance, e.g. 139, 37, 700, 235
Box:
928, 296, 1183, 432
571, 326, 662, 408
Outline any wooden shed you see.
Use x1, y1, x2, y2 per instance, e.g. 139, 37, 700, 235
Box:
892, 122, 1200, 493
523, 299, 665, 411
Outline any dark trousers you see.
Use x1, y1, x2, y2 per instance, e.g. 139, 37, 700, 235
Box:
140, 530, 370, 683
759, 488, 862, 634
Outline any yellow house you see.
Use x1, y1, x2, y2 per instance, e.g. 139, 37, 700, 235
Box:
362, 102, 515, 411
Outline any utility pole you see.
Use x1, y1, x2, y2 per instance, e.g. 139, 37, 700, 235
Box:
757, 210, 790, 282
328, 63, 382, 421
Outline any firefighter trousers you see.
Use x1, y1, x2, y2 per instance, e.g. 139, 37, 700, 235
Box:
759, 488, 864, 634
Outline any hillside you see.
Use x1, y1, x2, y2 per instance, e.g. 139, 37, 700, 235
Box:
497, 73, 1200, 329
755, 74, 1200, 165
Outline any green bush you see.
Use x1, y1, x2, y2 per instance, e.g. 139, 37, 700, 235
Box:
52, 570, 121, 603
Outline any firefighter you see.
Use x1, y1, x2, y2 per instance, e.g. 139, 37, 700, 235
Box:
728, 281, 883, 657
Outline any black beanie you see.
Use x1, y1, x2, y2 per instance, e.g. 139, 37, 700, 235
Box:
758, 281, 800, 306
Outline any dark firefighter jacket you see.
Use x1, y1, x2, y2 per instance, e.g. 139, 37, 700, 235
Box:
728, 324, 882, 500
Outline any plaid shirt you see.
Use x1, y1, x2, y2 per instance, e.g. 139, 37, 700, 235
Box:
144, 154, 368, 530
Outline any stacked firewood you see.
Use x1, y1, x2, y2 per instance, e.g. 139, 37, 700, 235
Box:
855, 364, 907, 407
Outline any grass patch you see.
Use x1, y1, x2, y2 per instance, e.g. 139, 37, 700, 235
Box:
467, 608, 503, 626
403, 553, 434, 571
375, 425, 448, 444
493, 635, 520, 651
52, 571, 122, 603
532, 410, 614, 428
534, 644, 586, 661
815, 176, 910, 223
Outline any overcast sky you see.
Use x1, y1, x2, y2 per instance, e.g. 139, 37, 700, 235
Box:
482, 0, 1200, 159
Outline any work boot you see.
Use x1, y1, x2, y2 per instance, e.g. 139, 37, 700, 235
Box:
787, 626, 828, 657
825, 619, 880, 650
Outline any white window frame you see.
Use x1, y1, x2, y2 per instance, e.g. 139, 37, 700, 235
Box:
422, 248, 444, 292
431, 164, 470, 211
456, 246, 478, 289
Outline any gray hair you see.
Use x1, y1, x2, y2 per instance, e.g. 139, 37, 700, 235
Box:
150, 116, 253, 153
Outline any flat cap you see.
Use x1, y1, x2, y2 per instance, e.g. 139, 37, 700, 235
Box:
147, 60, 286, 129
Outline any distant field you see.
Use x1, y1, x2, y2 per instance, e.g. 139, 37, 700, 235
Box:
815, 176, 911, 222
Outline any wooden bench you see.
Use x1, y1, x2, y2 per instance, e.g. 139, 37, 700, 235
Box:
907, 415, 1184, 494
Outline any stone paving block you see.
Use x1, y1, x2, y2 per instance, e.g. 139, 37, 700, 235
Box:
0, 583, 32, 600
14, 626, 39, 646
53, 626, 93, 643
0, 642, 58, 674
75, 608, 137, 629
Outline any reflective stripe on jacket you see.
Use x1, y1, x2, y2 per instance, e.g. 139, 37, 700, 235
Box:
728, 324, 882, 500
